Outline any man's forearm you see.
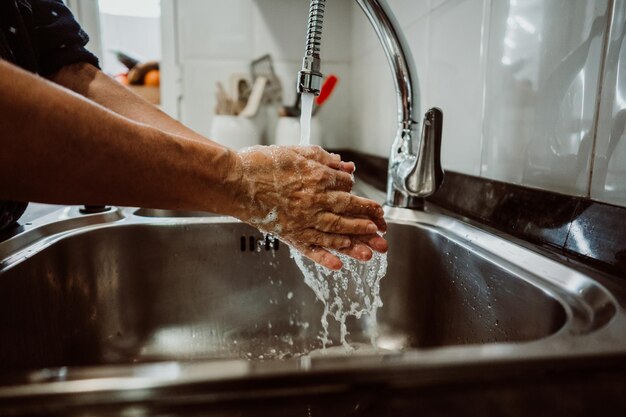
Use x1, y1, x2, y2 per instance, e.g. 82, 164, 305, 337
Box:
49, 62, 212, 144
0, 61, 388, 269
0, 60, 240, 213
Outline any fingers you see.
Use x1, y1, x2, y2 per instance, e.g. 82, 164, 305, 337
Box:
291, 234, 388, 270
286, 232, 387, 271
294, 146, 341, 169
291, 146, 354, 191
335, 234, 388, 262
323, 192, 383, 217
298, 229, 352, 251
355, 234, 388, 253
337, 241, 374, 262
372, 213, 387, 233
315, 213, 379, 235
339, 161, 355, 174
294, 146, 355, 174
293, 233, 387, 265
297, 244, 343, 270
319, 193, 387, 232
326, 167, 354, 191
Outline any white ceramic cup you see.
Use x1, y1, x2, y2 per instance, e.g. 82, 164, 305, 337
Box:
209, 115, 263, 150
274, 116, 322, 146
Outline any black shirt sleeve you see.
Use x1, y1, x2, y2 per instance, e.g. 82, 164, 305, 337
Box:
0, 200, 27, 232
31, 0, 99, 76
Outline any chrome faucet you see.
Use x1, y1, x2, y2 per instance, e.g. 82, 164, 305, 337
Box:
297, 0, 444, 209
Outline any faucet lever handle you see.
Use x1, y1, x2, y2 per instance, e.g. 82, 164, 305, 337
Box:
404, 107, 444, 198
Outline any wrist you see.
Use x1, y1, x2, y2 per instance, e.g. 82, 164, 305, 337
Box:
215, 148, 248, 219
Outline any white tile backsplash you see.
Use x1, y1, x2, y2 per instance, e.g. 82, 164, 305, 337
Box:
180, 60, 251, 140
350, 1, 381, 60
351, 0, 442, 60
386, 0, 432, 29
591, 0, 626, 206
252, 0, 310, 62
171, 0, 626, 206
427, 0, 484, 175
349, 48, 397, 156
174, 0, 353, 148
253, 0, 352, 63
349, 0, 484, 175
481, 0, 609, 196
311, 62, 354, 149
178, 0, 254, 60
348, 7, 431, 158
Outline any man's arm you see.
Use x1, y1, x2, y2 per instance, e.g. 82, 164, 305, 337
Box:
0, 60, 237, 212
49, 62, 214, 144
0, 60, 386, 269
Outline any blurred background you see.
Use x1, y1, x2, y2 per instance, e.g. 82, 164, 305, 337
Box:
64, 0, 626, 209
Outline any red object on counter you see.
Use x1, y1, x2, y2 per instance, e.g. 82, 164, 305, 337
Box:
316, 74, 338, 107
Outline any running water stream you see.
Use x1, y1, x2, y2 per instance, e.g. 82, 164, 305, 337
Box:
293, 92, 388, 351
299, 93, 315, 146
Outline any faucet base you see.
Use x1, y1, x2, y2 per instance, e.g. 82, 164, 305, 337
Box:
387, 191, 425, 210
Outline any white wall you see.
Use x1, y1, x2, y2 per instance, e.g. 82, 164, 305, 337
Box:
349, 0, 485, 174
349, 0, 626, 208
170, 0, 353, 148
591, 0, 626, 207
167, 0, 626, 207
99, 13, 162, 75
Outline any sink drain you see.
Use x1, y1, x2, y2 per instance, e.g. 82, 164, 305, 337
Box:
240, 235, 280, 252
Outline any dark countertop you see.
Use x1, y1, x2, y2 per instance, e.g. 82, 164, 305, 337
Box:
336, 149, 626, 281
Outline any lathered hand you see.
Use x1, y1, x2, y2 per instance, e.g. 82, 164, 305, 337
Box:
232, 145, 388, 270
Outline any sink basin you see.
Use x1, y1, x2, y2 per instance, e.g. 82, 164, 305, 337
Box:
0, 219, 571, 372
0, 207, 617, 370
0, 206, 623, 413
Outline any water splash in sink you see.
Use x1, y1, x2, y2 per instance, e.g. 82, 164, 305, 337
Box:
296, 92, 388, 352
290, 248, 388, 351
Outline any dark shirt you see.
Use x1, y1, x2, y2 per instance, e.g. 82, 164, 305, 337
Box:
0, 0, 99, 231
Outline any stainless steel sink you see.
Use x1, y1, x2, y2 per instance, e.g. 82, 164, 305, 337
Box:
0, 205, 624, 413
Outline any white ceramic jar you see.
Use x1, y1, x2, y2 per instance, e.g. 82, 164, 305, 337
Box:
209, 115, 263, 150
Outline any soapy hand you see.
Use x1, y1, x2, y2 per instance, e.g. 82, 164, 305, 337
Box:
232, 145, 388, 270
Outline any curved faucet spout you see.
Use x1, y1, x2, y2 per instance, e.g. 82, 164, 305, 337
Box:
298, 0, 443, 209
355, 0, 443, 208
355, 0, 420, 130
